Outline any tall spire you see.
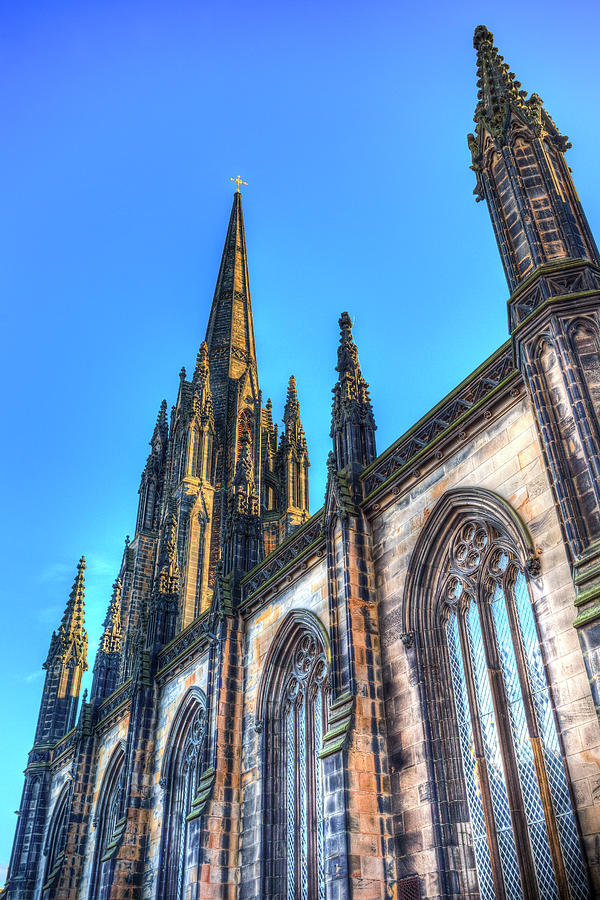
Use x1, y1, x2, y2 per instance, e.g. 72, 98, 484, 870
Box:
204, 191, 257, 423
331, 312, 376, 472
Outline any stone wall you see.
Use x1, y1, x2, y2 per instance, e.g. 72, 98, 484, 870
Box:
371, 393, 600, 894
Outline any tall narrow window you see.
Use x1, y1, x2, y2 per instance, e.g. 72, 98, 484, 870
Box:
42, 784, 70, 891
158, 692, 207, 899
88, 746, 124, 899
441, 519, 588, 900
260, 614, 328, 900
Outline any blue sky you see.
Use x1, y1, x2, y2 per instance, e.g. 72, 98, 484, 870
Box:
1, 0, 599, 875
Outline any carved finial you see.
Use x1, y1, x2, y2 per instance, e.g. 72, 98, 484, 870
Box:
179, 366, 187, 381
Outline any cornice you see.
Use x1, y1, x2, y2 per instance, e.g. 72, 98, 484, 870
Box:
240, 511, 326, 613
361, 342, 524, 513
95, 679, 133, 735
155, 613, 210, 684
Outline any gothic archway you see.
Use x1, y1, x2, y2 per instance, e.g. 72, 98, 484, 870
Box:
258, 610, 330, 900
403, 488, 589, 900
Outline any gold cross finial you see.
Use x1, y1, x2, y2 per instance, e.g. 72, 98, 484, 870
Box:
230, 174, 248, 194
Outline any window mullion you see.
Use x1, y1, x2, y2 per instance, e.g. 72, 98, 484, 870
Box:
457, 610, 507, 900
504, 574, 571, 900
478, 597, 540, 900
298, 694, 309, 900
286, 702, 296, 900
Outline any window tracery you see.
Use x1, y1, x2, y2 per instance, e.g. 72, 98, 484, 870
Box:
440, 519, 588, 900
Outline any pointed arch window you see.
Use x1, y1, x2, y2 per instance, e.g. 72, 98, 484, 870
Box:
158, 693, 207, 900
88, 746, 125, 899
42, 783, 70, 891
440, 519, 588, 900
260, 615, 328, 900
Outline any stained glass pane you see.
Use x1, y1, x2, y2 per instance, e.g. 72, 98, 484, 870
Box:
299, 698, 309, 900
177, 767, 189, 900
446, 612, 496, 900
513, 571, 590, 900
490, 582, 558, 899
467, 601, 524, 899
314, 688, 326, 900
286, 704, 295, 900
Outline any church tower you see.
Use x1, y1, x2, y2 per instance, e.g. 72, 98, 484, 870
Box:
6, 559, 88, 899
471, 25, 600, 711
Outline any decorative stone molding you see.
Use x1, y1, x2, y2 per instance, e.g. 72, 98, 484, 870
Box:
362, 344, 517, 500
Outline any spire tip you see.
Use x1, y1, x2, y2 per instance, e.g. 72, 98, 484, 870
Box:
473, 24, 493, 50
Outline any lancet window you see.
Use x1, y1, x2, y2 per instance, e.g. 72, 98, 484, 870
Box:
260, 615, 328, 900
42, 784, 70, 889
88, 748, 124, 899
158, 695, 207, 899
439, 518, 588, 900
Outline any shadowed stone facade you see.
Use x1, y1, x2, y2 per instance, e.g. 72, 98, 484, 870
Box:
4, 25, 600, 900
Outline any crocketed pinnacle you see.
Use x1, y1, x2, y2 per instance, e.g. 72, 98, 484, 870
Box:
280, 375, 307, 453
330, 312, 375, 436
193, 341, 210, 384
156, 399, 168, 433
157, 502, 180, 597
44, 556, 89, 671
99, 578, 122, 655
234, 430, 254, 489
470, 25, 569, 150
283, 376, 300, 426
264, 398, 274, 432
191, 341, 214, 423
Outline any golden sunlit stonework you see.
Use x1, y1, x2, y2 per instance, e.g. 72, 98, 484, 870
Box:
4, 26, 600, 900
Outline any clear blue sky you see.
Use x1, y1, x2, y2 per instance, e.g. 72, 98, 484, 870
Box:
1, 0, 598, 875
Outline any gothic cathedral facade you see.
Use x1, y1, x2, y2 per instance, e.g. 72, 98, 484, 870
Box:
5, 26, 600, 900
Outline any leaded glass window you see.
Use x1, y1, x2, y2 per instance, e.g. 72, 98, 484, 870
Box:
262, 617, 328, 900
441, 519, 588, 900
158, 700, 207, 900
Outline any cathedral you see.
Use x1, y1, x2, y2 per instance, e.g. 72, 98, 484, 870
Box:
5, 25, 600, 900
